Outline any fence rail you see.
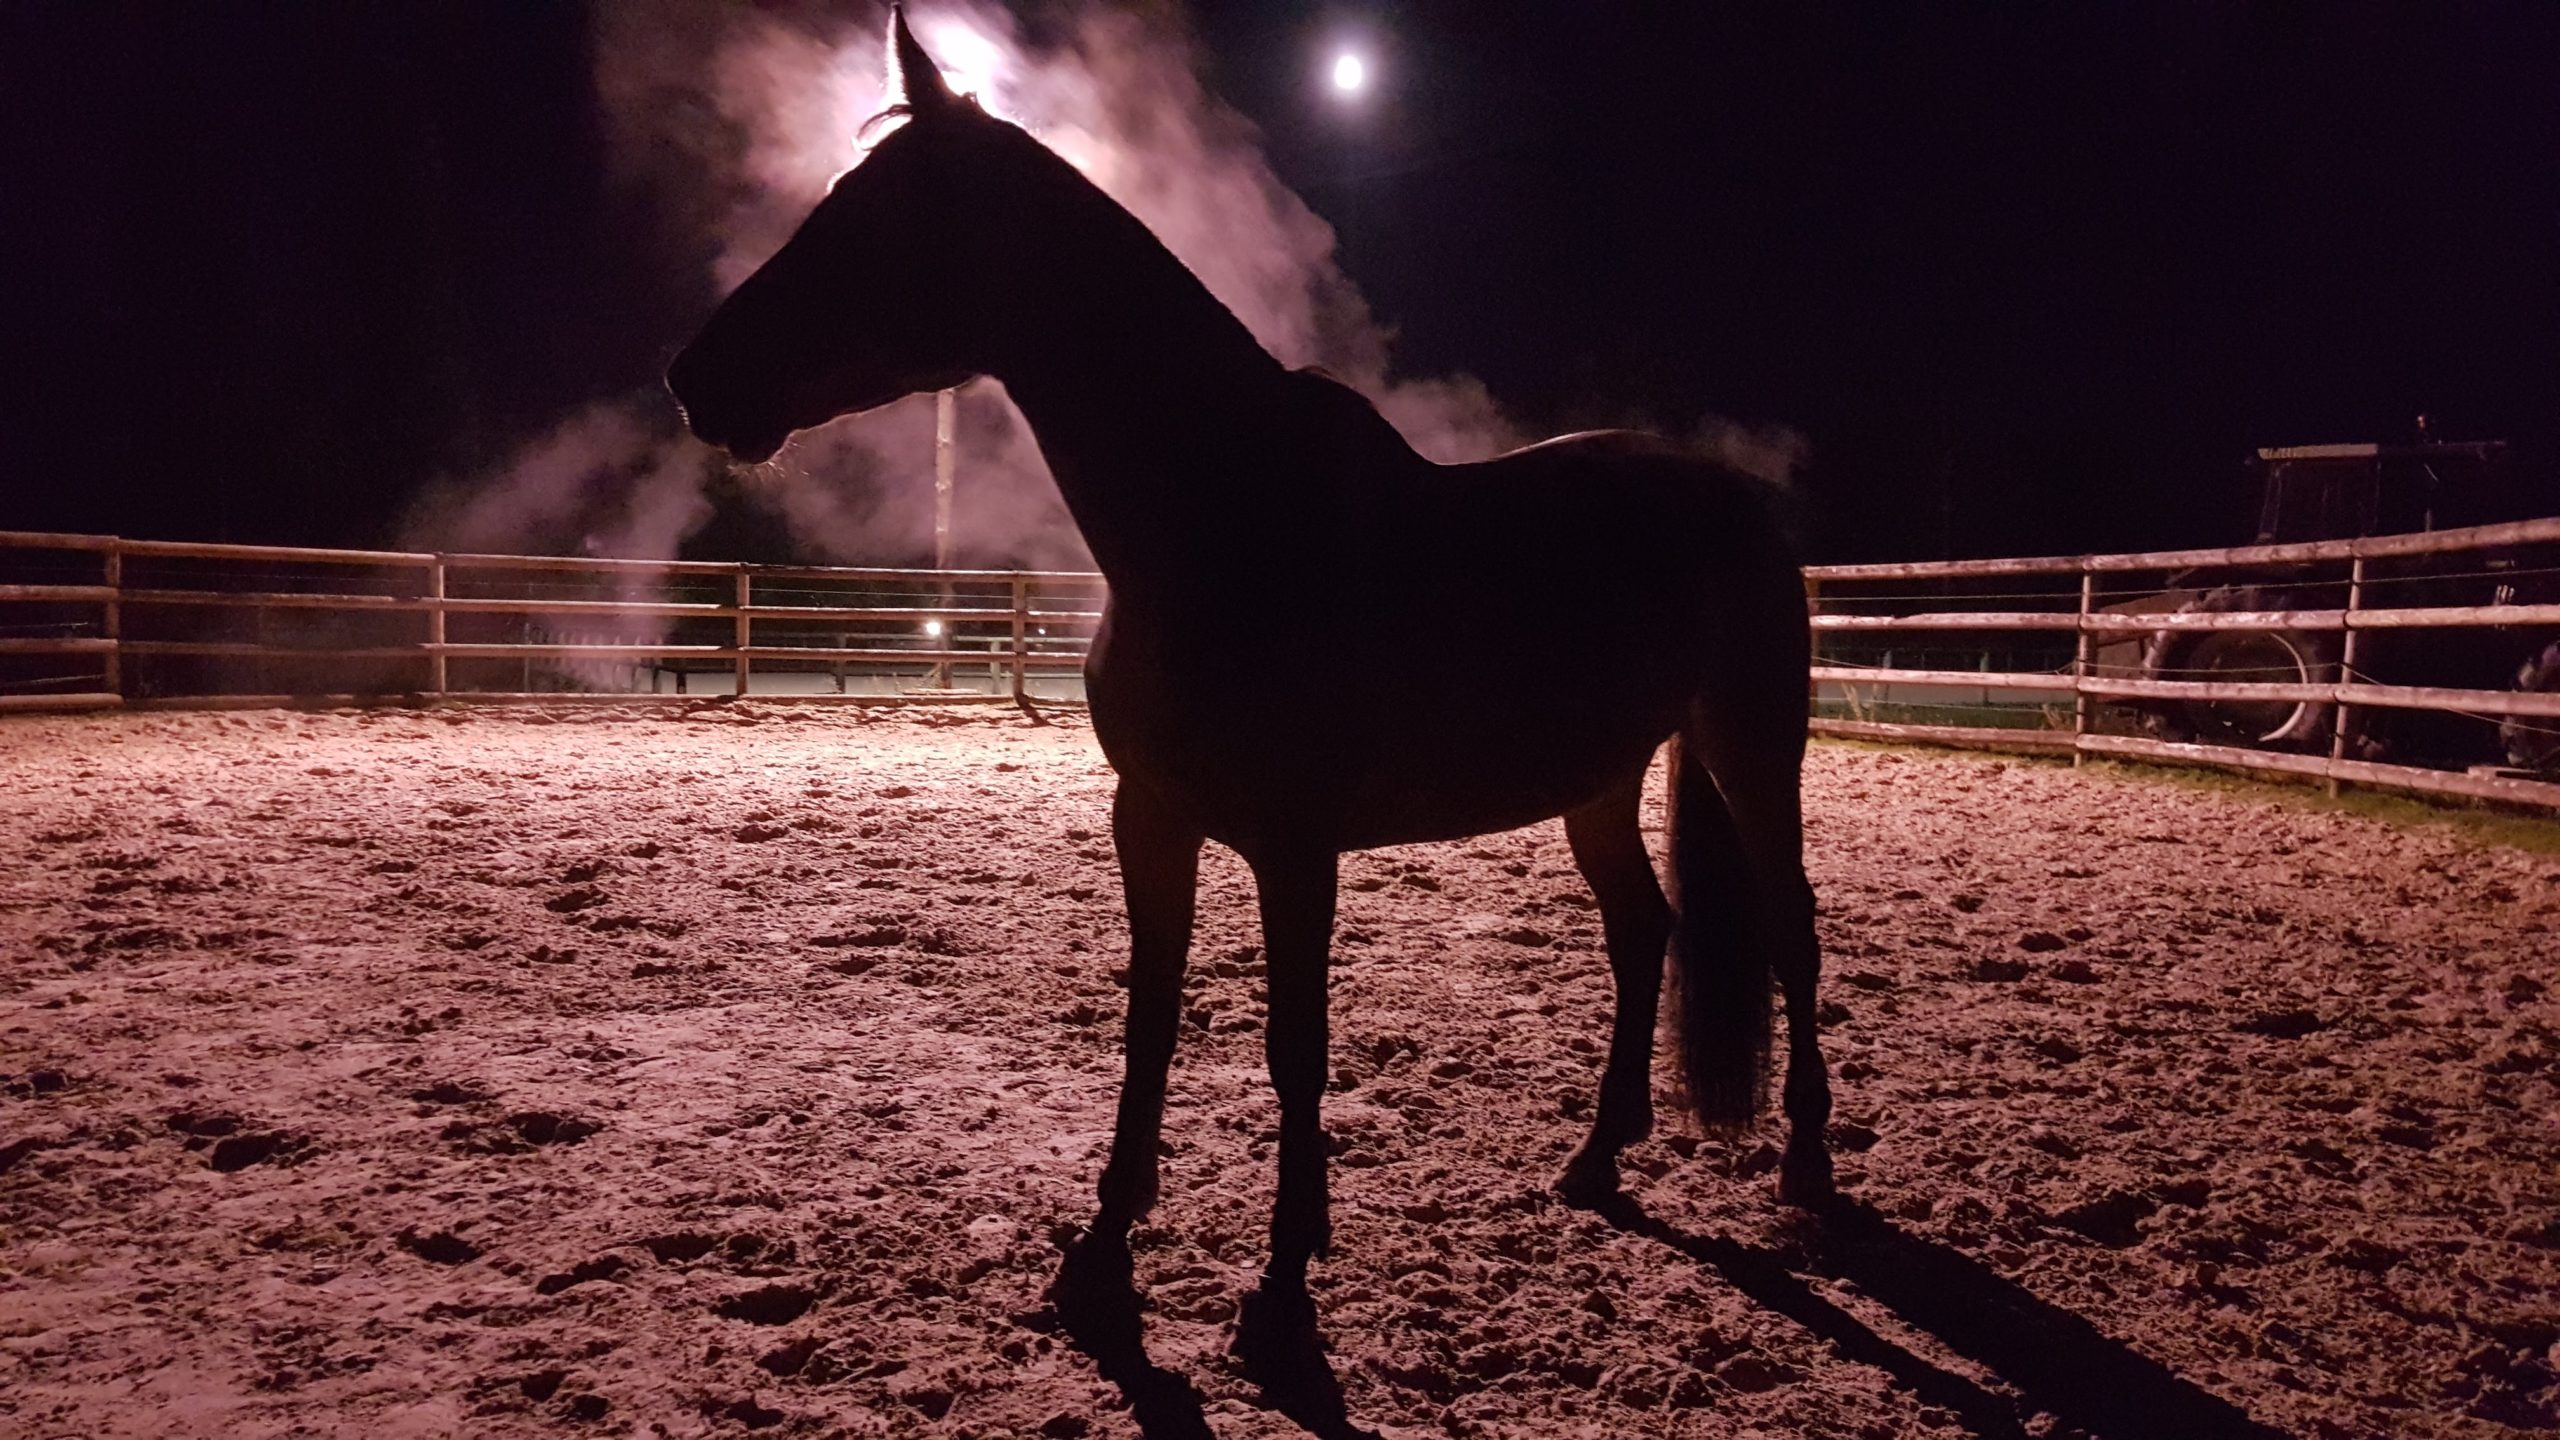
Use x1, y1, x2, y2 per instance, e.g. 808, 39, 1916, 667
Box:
4, 519, 2557, 812
0, 530, 1104, 710
1804, 514, 2560, 811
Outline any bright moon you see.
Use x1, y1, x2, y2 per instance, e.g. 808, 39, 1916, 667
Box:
1331, 53, 1367, 94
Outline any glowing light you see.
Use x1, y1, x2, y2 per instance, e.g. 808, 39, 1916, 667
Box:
922, 619, 945, 638
919, 17, 1006, 107
1331, 53, 1367, 95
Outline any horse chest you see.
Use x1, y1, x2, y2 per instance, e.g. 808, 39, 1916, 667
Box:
1084, 604, 1351, 835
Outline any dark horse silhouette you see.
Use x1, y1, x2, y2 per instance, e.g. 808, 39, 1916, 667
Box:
669, 9, 1830, 1366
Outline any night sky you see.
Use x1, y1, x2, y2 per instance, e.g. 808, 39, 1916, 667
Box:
4, 1, 2556, 563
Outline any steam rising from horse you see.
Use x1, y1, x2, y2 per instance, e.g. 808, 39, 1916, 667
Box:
668, 8, 1830, 1359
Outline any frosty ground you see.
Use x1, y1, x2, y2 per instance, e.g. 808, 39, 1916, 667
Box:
2, 704, 2553, 1440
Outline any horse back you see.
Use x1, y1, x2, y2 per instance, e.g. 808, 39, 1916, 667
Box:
1384, 431, 1803, 634
1087, 399, 1808, 853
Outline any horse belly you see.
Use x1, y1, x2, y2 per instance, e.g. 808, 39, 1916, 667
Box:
1089, 670, 1663, 854
1333, 692, 1682, 848
1086, 570, 1721, 854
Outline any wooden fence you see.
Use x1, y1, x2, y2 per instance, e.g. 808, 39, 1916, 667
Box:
1805, 515, 2560, 811
0, 531, 1104, 711
4, 520, 2557, 811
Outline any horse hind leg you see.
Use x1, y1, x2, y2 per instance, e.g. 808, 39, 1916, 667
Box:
1555, 764, 1673, 1209
1232, 844, 1339, 1368
1686, 706, 1833, 1207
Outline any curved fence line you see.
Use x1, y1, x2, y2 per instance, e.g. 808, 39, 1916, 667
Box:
2, 524, 2554, 812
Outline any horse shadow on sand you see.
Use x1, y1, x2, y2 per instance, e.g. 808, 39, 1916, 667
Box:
1597, 1194, 2291, 1440
1050, 1195, 2290, 1440
1047, 1258, 1376, 1440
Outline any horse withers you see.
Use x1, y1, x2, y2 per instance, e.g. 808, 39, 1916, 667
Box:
667, 7, 1832, 1365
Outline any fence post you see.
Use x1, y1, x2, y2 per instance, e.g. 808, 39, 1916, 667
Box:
2072, 567, 2094, 765
2326, 555, 2365, 797
1802, 572, 1821, 720
101, 543, 123, 698
733, 568, 753, 698
427, 556, 448, 697
1010, 574, 1030, 707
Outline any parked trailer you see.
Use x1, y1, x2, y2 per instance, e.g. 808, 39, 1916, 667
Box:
2110, 441, 2557, 770
1806, 512, 2560, 811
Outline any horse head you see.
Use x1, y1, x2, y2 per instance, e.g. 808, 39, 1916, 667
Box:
668, 7, 1018, 462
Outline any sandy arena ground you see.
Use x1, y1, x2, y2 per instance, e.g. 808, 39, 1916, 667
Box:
2, 704, 2554, 1440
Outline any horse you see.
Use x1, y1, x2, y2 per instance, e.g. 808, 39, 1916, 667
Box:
668, 7, 1832, 1364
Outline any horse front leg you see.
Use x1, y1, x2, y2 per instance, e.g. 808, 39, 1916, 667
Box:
1557, 768, 1673, 1208
1055, 782, 1202, 1317
1234, 845, 1338, 1365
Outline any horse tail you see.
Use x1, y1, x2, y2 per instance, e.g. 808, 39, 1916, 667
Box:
1664, 729, 1771, 1130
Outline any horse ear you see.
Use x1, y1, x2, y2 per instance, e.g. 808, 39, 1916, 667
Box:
888, 4, 957, 114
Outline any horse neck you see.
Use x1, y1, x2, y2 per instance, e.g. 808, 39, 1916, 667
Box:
986, 216, 1299, 591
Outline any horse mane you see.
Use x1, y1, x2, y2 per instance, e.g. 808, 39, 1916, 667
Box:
854, 96, 986, 146
854, 106, 914, 145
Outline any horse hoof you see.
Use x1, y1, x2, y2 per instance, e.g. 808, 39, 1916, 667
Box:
1231, 1284, 1322, 1378
1777, 1146, 1835, 1209
1554, 1156, 1621, 1211
1048, 1232, 1139, 1336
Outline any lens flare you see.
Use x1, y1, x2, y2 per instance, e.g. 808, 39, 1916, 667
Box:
919, 16, 1005, 106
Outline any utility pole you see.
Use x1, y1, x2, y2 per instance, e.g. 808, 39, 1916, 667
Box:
930, 387, 956, 689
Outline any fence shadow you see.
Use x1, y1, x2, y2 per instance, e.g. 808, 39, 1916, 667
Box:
1596, 1194, 2291, 1440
